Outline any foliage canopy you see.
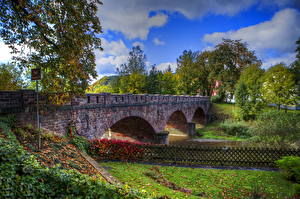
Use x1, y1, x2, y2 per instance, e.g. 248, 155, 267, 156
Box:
0, 0, 102, 103
0, 63, 25, 90
261, 64, 298, 108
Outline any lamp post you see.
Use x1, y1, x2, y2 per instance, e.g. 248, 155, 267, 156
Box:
31, 68, 41, 149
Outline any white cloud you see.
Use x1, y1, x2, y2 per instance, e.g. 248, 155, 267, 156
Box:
102, 39, 129, 56
153, 38, 165, 46
203, 8, 300, 53
132, 41, 145, 49
99, 0, 257, 40
262, 52, 296, 68
156, 62, 177, 72
95, 38, 130, 74
99, 2, 168, 40
0, 42, 13, 63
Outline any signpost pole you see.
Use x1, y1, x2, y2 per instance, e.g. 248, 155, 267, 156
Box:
32, 68, 41, 150
36, 80, 41, 149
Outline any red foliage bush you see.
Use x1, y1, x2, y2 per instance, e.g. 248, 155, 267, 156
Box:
89, 139, 145, 161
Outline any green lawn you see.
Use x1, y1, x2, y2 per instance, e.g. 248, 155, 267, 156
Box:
100, 161, 295, 199
196, 121, 246, 141
212, 103, 237, 118
196, 103, 245, 141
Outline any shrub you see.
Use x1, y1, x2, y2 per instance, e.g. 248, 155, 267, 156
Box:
253, 110, 300, 146
70, 135, 90, 153
90, 139, 144, 161
276, 156, 300, 183
211, 95, 222, 103
218, 120, 251, 138
0, 114, 16, 127
0, 121, 145, 199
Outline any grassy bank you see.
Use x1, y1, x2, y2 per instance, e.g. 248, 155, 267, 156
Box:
197, 121, 247, 141
100, 161, 295, 199
195, 103, 245, 141
0, 118, 145, 199
197, 103, 300, 143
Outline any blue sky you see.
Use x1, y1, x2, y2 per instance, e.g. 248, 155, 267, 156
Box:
94, 0, 300, 79
0, 0, 299, 80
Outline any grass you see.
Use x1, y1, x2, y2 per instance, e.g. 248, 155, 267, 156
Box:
212, 103, 237, 118
198, 124, 246, 141
100, 161, 296, 199
195, 103, 246, 141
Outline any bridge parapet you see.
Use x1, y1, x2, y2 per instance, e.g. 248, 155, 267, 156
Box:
81, 93, 210, 106
0, 90, 210, 113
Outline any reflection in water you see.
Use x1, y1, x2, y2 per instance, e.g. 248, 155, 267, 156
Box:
168, 128, 242, 147
166, 121, 244, 147
169, 135, 242, 147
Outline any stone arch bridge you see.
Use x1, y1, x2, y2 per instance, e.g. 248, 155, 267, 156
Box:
0, 90, 211, 144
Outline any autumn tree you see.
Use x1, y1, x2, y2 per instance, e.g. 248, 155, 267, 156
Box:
212, 39, 261, 100
0, 63, 25, 90
261, 64, 298, 110
0, 0, 102, 103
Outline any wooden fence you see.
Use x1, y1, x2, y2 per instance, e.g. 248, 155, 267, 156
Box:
96, 144, 300, 168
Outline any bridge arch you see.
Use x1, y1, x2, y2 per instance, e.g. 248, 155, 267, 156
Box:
164, 110, 189, 134
103, 115, 156, 143
192, 107, 206, 125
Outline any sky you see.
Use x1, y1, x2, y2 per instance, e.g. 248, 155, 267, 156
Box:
0, 0, 300, 80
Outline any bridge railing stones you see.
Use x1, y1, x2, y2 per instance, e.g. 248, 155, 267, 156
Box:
0, 90, 210, 113
84, 93, 209, 106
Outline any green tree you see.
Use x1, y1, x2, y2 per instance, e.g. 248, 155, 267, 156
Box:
86, 76, 114, 93
160, 68, 177, 94
0, 63, 25, 90
117, 46, 146, 75
296, 37, 300, 60
194, 51, 217, 96
117, 45, 147, 94
119, 73, 146, 94
212, 39, 261, 100
176, 50, 199, 95
0, 0, 102, 104
235, 82, 251, 120
289, 37, 300, 97
261, 64, 298, 110
235, 64, 265, 120
145, 65, 162, 94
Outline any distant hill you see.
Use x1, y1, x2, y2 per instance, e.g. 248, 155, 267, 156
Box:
87, 76, 118, 93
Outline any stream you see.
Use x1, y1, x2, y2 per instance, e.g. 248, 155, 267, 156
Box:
169, 133, 243, 147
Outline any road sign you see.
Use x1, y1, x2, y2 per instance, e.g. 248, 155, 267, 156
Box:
31, 68, 41, 80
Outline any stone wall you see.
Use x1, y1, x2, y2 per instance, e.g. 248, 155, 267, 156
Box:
0, 90, 211, 143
